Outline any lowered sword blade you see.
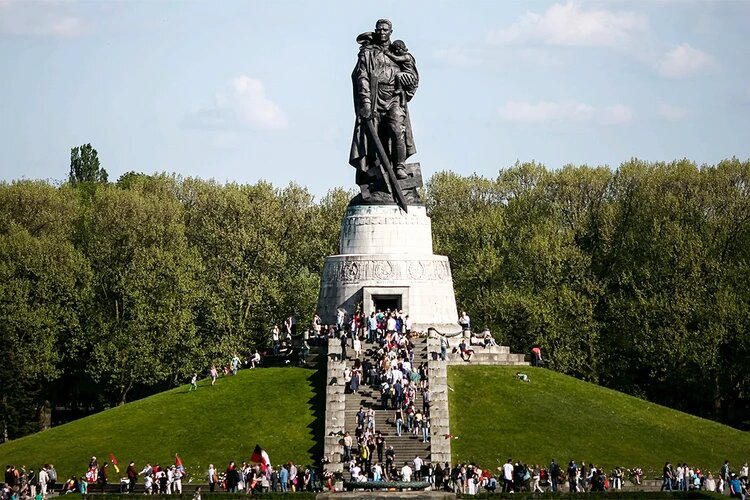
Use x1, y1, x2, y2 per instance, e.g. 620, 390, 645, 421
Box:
363, 118, 409, 213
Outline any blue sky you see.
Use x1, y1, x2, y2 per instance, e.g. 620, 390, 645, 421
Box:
1, 0, 748, 197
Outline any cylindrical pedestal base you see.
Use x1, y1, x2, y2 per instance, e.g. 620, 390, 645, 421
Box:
317, 254, 459, 332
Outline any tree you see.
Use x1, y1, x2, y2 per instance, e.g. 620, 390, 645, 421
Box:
77, 183, 202, 404
0, 181, 90, 440
69, 143, 108, 185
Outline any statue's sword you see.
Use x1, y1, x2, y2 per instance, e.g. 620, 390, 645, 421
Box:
363, 118, 409, 213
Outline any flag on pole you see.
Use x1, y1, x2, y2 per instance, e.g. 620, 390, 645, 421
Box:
109, 453, 120, 474
250, 445, 270, 471
175, 453, 186, 477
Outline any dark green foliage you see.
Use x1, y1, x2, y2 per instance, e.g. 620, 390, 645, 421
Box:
427, 159, 750, 426
0, 176, 350, 441
69, 144, 108, 185
2, 156, 750, 443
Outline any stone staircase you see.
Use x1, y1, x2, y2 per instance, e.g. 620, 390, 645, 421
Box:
323, 332, 529, 478
324, 337, 432, 471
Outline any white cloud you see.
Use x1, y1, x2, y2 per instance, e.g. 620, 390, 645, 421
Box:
657, 102, 689, 121
0, 0, 84, 37
187, 76, 288, 131
657, 43, 713, 79
488, 2, 648, 47
497, 100, 633, 125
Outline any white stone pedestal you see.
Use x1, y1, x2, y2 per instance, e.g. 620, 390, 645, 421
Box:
317, 204, 460, 333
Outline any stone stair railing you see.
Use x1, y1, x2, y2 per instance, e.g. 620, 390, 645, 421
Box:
323, 337, 346, 474
425, 333, 529, 466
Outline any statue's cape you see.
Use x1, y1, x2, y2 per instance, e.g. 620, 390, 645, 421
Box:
349, 45, 417, 184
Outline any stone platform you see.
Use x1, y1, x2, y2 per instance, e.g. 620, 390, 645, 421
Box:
317, 204, 459, 332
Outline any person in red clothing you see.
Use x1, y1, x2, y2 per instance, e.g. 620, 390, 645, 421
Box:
531, 345, 544, 367
126, 462, 137, 493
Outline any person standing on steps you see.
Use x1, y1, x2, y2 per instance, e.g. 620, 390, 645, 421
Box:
368, 312, 378, 343
422, 386, 431, 414
376, 432, 385, 463
394, 407, 404, 436
342, 432, 353, 462
413, 455, 423, 481
353, 335, 362, 359
439, 335, 448, 361
385, 446, 396, 480
340, 331, 348, 361
356, 405, 366, 426
367, 407, 376, 432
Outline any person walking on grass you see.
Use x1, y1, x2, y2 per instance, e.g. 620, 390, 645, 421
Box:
188, 373, 198, 391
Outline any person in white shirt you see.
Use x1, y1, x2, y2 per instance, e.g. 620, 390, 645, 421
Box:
350, 464, 362, 482
413, 456, 423, 481
401, 463, 413, 482
208, 464, 217, 492
166, 466, 174, 494
172, 466, 183, 494
372, 463, 383, 482
250, 351, 261, 368
387, 316, 397, 333
144, 474, 153, 494
38, 467, 49, 497
459, 311, 471, 331
502, 459, 514, 492
704, 473, 716, 492
353, 337, 362, 359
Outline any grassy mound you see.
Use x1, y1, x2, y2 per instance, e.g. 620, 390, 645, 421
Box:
449, 365, 750, 478
0, 367, 323, 480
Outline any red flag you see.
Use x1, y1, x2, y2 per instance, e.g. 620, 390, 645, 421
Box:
175, 454, 183, 467
109, 454, 120, 474
250, 445, 270, 471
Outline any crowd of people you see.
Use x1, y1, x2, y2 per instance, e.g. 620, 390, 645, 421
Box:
6, 457, 750, 496
334, 307, 434, 485
659, 460, 750, 497
335, 456, 750, 497
2, 458, 333, 498
206, 461, 328, 494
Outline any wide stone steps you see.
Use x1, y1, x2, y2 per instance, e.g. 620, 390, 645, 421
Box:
325, 332, 529, 472
332, 336, 432, 468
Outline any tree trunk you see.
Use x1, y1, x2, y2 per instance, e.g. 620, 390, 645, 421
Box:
118, 381, 132, 406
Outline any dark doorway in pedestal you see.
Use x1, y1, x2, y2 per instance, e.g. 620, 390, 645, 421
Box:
373, 295, 401, 313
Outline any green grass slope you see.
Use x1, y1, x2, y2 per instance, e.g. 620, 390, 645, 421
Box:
0, 367, 323, 480
449, 366, 750, 478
